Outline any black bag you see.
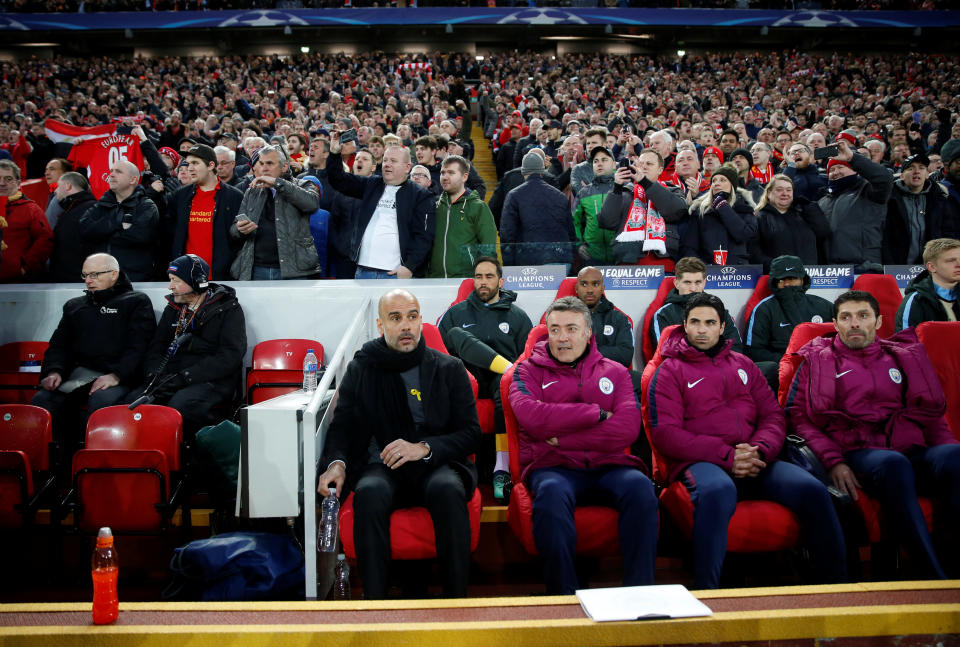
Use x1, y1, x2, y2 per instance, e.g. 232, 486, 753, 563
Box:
781, 434, 852, 506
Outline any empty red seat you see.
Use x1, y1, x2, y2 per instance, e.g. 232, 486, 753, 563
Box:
742, 275, 772, 331
639, 277, 675, 365
69, 405, 183, 533
246, 339, 324, 404
916, 321, 960, 441
642, 325, 800, 554
0, 342, 49, 404
851, 274, 902, 339
0, 404, 54, 527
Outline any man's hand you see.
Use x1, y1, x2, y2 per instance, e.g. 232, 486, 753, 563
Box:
546, 437, 559, 446
613, 166, 633, 186
684, 176, 700, 195
834, 139, 854, 162
329, 135, 341, 155
132, 125, 147, 143
89, 373, 119, 394
250, 175, 277, 189
732, 443, 766, 478
380, 439, 429, 469
151, 178, 164, 193
317, 461, 345, 497
40, 372, 61, 391
388, 265, 413, 279
235, 218, 258, 235
829, 463, 860, 501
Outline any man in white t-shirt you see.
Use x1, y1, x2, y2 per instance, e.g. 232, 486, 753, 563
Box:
326, 138, 436, 279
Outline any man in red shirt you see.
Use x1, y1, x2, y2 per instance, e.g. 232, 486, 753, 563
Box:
0, 159, 52, 282
170, 144, 244, 281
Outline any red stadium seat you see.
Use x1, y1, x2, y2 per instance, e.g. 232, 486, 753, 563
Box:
742, 275, 772, 330
0, 405, 54, 527
916, 321, 960, 440
0, 342, 49, 405
246, 339, 324, 404
68, 405, 184, 533
499, 363, 621, 557
520, 324, 548, 361
851, 274, 902, 339
641, 325, 800, 554
538, 277, 577, 324
639, 277, 675, 365
338, 487, 483, 561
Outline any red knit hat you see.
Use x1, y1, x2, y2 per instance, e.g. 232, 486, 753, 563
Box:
159, 147, 181, 167
702, 146, 723, 162
826, 158, 851, 171
835, 130, 857, 145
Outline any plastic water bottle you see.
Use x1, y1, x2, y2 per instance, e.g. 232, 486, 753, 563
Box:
303, 349, 318, 392
333, 554, 351, 600
91, 527, 119, 625
318, 488, 339, 553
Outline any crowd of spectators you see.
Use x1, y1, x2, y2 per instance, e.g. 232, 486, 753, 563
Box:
0, 49, 958, 285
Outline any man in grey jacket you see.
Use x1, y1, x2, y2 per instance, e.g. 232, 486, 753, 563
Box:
230, 144, 321, 280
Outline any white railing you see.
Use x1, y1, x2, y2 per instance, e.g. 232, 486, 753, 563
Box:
301, 297, 376, 599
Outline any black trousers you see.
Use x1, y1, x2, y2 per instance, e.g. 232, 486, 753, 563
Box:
125, 381, 232, 435
353, 462, 471, 599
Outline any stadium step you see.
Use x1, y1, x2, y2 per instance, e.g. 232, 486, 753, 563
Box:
471, 123, 497, 204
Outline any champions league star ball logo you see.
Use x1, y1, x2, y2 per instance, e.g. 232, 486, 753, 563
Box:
497, 9, 588, 25
0, 17, 29, 30
218, 10, 309, 28
771, 11, 858, 28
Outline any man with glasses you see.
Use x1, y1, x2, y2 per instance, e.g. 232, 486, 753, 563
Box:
32, 252, 156, 442
214, 145, 244, 189
783, 142, 827, 202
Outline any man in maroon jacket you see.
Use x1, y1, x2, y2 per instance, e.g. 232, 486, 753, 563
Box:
648, 293, 846, 589
787, 290, 960, 579
509, 296, 657, 594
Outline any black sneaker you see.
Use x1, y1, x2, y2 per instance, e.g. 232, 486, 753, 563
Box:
492, 470, 512, 502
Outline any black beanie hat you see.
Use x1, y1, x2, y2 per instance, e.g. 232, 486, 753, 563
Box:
167, 254, 209, 291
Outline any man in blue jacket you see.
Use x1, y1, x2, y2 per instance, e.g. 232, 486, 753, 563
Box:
326, 138, 435, 278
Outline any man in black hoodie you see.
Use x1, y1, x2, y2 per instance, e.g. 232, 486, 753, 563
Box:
125, 254, 246, 434
33, 253, 156, 440
744, 255, 833, 390
47, 172, 96, 283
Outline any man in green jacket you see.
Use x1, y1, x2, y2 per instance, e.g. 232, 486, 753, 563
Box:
572, 147, 618, 264
427, 155, 498, 278
896, 237, 960, 330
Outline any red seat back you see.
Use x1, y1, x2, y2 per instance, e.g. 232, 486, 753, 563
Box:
916, 321, 960, 440
851, 274, 902, 339
251, 339, 324, 370
640, 324, 679, 484
742, 275, 772, 329
640, 277, 675, 365
72, 448, 168, 532
520, 324, 549, 363
421, 323, 449, 354
0, 342, 49, 404
777, 323, 835, 406
539, 278, 578, 324
0, 404, 52, 472
452, 279, 474, 308
86, 405, 183, 472
246, 369, 306, 405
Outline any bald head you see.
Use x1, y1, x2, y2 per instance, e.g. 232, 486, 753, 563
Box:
575, 266, 605, 309
107, 159, 141, 199
377, 289, 422, 353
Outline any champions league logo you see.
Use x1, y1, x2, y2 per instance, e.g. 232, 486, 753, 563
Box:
0, 17, 29, 31
218, 10, 309, 28
496, 9, 588, 25
771, 11, 859, 28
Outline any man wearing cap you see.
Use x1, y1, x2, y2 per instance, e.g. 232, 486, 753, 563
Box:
573, 147, 618, 265
818, 135, 894, 273
33, 252, 156, 438
701, 146, 723, 180
883, 152, 950, 265
231, 144, 321, 280
168, 144, 244, 282
500, 151, 575, 267
78, 160, 158, 281
126, 254, 246, 434
745, 256, 833, 390
729, 148, 765, 204
895, 238, 960, 330
938, 139, 960, 241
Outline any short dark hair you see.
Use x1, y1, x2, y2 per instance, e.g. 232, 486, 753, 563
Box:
683, 292, 726, 323
544, 296, 592, 332
473, 255, 502, 278
415, 135, 437, 151
833, 290, 880, 319
441, 154, 470, 175
720, 128, 738, 141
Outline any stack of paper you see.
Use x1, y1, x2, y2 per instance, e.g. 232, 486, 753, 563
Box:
576, 585, 713, 622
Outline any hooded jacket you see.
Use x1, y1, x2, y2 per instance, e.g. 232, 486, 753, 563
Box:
596, 177, 688, 263
647, 326, 785, 482
78, 186, 159, 281
573, 173, 618, 264
508, 339, 645, 483
749, 197, 830, 272
650, 289, 743, 356
682, 187, 758, 266
427, 189, 498, 278
745, 261, 833, 364
41, 271, 156, 384
145, 282, 246, 392
438, 289, 532, 363
48, 189, 97, 284
229, 177, 321, 280
785, 330, 956, 470
817, 153, 893, 273
883, 179, 949, 265
895, 269, 959, 331
590, 296, 634, 368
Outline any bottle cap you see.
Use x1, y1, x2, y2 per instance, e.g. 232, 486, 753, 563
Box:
329, 487, 336, 496
308, 349, 315, 353
96, 527, 114, 548
337, 553, 346, 560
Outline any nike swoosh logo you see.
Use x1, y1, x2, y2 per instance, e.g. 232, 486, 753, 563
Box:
779, 322, 791, 327
542, 381, 558, 389
835, 370, 852, 378
687, 378, 704, 388
462, 323, 476, 328
785, 267, 795, 271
